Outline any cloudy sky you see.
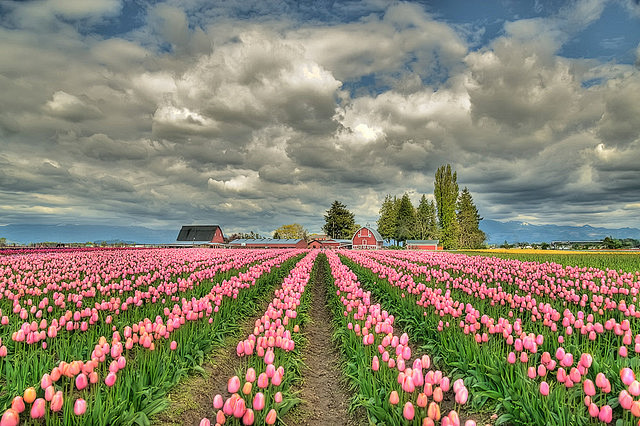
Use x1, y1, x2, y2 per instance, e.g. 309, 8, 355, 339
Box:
1, 0, 639, 236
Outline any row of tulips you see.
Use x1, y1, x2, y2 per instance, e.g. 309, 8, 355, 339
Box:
339, 249, 640, 425
199, 251, 319, 425
1, 249, 304, 425
323, 251, 475, 425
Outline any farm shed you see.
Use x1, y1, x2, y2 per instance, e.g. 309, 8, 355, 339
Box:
308, 238, 341, 249
352, 226, 383, 250
229, 238, 308, 249
173, 225, 225, 246
405, 240, 440, 250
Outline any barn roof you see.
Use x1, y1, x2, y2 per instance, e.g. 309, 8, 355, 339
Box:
406, 240, 439, 245
353, 226, 383, 242
176, 225, 222, 242
229, 238, 304, 245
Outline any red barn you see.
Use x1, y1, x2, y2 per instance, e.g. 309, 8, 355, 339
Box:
405, 240, 439, 250
176, 225, 225, 245
352, 226, 383, 250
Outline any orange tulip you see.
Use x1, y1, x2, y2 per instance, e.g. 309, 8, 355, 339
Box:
23, 387, 37, 404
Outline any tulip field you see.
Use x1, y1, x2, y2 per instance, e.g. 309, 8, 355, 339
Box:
1, 248, 640, 425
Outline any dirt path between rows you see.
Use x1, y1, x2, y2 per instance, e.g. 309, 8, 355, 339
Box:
285, 253, 366, 426
153, 296, 271, 426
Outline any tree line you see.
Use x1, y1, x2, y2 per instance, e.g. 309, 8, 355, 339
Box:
377, 164, 486, 249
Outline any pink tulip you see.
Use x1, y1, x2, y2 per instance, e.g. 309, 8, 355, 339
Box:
583, 379, 595, 396
389, 390, 399, 405
598, 405, 612, 423
403, 402, 415, 420
50, 391, 64, 412
540, 381, 550, 396
199, 419, 210, 426
455, 387, 469, 404
271, 371, 282, 386
105, 371, 117, 387
30, 398, 46, 419
213, 394, 224, 410
232, 397, 246, 418
1, 409, 20, 426
507, 352, 516, 364
246, 367, 256, 383
242, 408, 254, 425
10, 397, 25, 414
619, 346, 628, 357
621, 367, 635, 386
265, 408, 277, 424
257, 373, 269, 389
629, 380, 640, 396
619, 390, 633, 410
417, 392, 428, 408
372, 355, 379, 371
274, 391, 283, 403
74, 398, 87, 416
76, 373, 88, 390
228, 375, 241, 393
588, 403, 599, 418
41, 373, 52, 390
253, 392, 265, 411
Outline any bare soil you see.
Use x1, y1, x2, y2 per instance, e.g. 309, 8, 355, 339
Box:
152, 298, 268, 426
284, 254, 367, 426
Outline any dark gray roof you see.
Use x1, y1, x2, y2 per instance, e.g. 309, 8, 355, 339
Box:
176, 225, 222, 242
406, 240, 439, 245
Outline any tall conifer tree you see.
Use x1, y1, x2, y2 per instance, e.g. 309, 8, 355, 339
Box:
395, 193, 416, 245
457, 187, 486, 248
377, 195, 396, 243
434, 164, 459, 249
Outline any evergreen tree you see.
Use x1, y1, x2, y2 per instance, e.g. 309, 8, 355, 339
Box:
456, 187, 486, 248
377, 195, 396, 243
395, 193, 416, 245
434, 164, 459, 249
415, 195, 430, 239
323, 200, 356, 239
426, 199, 439, 240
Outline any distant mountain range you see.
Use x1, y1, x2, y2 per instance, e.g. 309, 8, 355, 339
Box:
480, 220, 640, 245
0, 224, 178, 245
1, 221, 639, 246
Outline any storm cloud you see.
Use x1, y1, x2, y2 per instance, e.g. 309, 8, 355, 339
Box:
1, 0, 639, 236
